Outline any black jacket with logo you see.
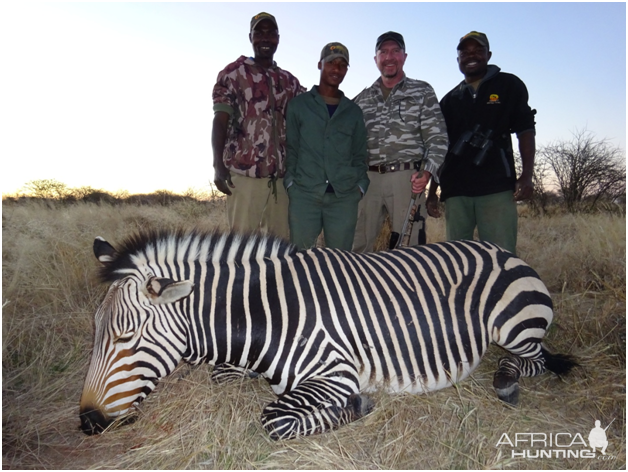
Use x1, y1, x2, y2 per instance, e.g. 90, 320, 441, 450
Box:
438, 65, 536, 200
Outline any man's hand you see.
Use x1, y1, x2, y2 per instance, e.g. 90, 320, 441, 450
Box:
213, 162, 235, 196
426, 189, 441, 218
514, 174, 533, 201
410, 170, 431, 194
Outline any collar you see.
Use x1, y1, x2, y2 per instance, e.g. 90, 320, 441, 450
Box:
244, 56, 278, 69
311, 85, 346, 102
368, 74, 407, 96
457, 64, 501, 93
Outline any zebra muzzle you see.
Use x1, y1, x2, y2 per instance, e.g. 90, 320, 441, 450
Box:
79, 407, 113, 435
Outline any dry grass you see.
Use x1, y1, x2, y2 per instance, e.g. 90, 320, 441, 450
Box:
2, 199, 625, 469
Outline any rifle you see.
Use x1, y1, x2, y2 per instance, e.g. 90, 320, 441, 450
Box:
604, 418, 616, 431
389, 162, 427, 249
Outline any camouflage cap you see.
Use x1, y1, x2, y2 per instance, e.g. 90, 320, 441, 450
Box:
457, 31, 490, 50
250, 12, 278, 33
375, 31, 405, 52
320, 42, 350, 65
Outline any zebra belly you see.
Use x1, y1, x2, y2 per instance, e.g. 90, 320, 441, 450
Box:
358, 357, 483, 395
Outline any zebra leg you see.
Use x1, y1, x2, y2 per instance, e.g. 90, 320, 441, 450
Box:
261, 377, 374, 440
493, 346, 578, 405
493, 353, 545, 406
210, 363, 258, 384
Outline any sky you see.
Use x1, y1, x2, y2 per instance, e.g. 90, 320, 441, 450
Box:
1, 2, 626, 195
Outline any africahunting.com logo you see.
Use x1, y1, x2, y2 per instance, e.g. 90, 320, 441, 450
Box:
496, 419, 617, 461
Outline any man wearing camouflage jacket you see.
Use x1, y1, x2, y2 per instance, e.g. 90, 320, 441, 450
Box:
212, 12, 303, 240
352, 31, 448, 252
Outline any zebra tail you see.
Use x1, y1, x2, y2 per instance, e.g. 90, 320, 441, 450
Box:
541, 347, 579, 376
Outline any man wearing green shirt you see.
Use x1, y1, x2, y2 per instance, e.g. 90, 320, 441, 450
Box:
285, 42, 369, 250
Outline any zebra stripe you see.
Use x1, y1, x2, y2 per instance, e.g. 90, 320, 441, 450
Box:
79, 230, 576, 438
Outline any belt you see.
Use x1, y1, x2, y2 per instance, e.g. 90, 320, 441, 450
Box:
368, 162, 415, 174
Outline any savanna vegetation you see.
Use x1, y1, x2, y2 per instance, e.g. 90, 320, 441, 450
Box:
2, 184, 625, 469
516, 129, 626, 215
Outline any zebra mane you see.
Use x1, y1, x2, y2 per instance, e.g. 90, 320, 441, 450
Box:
98, 228, 298, 283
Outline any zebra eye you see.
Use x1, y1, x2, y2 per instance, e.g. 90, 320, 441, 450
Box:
113, 334, 134, 344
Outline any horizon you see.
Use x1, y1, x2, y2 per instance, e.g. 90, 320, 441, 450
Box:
2, 2, 625, 195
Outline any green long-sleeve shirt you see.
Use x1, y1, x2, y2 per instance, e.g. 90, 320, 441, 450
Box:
285, 86, 369, 197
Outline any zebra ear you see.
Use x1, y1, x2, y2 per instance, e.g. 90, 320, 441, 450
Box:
94, 237, 117, 265
144, 277, 194, 305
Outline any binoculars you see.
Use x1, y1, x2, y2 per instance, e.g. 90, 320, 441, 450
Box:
451, 124, 493, 166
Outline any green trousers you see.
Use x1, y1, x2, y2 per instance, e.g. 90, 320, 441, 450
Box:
444, 190, 518, 254
288, 185, 361, 250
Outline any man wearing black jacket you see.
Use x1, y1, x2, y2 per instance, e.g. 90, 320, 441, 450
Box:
427, 31, 536, 254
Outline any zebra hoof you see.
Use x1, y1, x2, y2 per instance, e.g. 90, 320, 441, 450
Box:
493, 373, 520, 406
348, 393, 375, 418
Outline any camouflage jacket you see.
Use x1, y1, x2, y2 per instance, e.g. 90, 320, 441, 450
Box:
353, 75, 448, 180
213, 56, 303, 178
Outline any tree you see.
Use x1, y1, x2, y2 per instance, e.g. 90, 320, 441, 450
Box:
21, 179, 69, 199
514, 151, 558, 215
539, 129, 626, 212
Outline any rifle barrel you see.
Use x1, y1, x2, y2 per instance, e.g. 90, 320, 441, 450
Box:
604, 418, 616, 431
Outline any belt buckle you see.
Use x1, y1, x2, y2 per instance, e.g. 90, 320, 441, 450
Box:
378, 164, 386, 174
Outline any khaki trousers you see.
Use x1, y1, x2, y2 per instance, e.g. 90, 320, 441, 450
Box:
226, 174, 289, 240
353, 170, 427, 252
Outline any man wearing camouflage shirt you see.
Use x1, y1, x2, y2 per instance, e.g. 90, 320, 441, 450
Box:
212, 12, 303, 239
352, 31, 448, 252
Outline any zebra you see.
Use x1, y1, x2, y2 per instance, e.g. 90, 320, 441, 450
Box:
79, 229, 577, 440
